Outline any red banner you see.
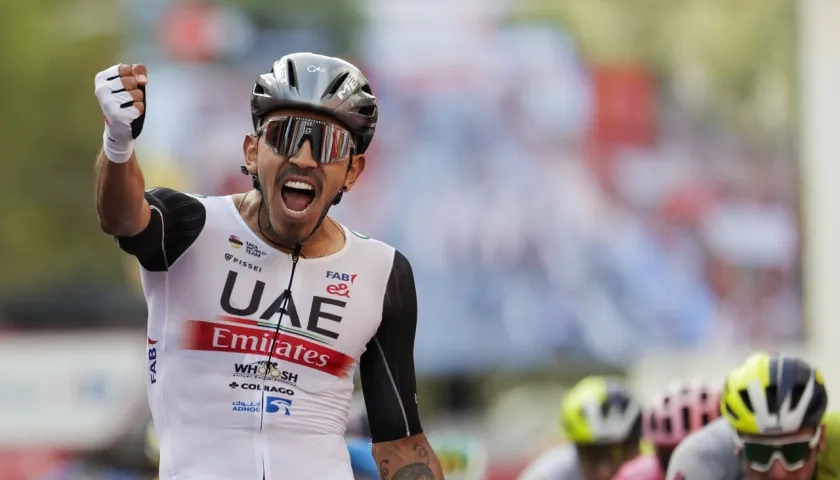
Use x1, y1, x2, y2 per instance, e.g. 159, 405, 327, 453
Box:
186, 320, 354, 377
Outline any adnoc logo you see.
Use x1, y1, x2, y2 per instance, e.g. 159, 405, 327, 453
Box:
265, 397, 292, 415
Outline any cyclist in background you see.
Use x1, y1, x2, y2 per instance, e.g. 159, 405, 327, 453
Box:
518, 375, 644, 480
666, 353, 840, 480
613, 380, 720, 480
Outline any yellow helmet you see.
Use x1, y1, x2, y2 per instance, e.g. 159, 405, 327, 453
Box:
721, 353, 828, 435
560, 375, 642, 444
145, 419, 160, 467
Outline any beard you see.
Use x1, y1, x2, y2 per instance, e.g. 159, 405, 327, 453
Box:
259, 197, 310, 248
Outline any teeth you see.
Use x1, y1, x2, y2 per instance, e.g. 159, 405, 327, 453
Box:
284, 180, 313, 190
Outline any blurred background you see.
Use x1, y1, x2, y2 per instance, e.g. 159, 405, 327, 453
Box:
5, 0, 840, 478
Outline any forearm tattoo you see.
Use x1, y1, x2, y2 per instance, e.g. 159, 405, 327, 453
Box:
374, 439, 443, 480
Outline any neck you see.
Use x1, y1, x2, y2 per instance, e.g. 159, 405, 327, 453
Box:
236, 190, 345, 258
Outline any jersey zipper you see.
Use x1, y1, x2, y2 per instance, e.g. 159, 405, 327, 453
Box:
259, 248, 301, 480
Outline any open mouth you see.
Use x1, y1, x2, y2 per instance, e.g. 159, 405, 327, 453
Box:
279, 179, 317, 215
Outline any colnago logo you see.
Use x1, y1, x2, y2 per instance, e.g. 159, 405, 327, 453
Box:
228, 382, 294, 396
186, 319, 354, 377
233, 361, 298, 385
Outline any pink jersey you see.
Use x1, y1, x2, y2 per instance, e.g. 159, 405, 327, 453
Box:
613, 454, 663, 480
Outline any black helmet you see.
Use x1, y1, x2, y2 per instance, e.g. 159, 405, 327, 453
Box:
250, 52, 378, 154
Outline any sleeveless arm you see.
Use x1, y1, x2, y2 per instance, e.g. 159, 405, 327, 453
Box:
359, 250, 423, 442
115, 187, 207, 272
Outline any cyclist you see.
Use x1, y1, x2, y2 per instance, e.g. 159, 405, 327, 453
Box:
517, 375, 644, 480
613, 380, 720, 480
93, 53, 444, 479
666, 352, 839, 480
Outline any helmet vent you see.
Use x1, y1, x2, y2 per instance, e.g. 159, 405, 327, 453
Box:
286, 59, 298, 88
356, 105, 376, 116
805, 391, 826, 419
725, 402, 739, 420
325, 72, 350, 96
681, 407, 691, 430
254, 83, 266, 95
738, 390, 754, 412
361, 84, 373, 95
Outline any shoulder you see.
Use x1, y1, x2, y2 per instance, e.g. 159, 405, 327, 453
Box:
518, 444, 578, 480
676, 418, 733, 456
614, 454, 661, 480
667, 418, 739, 480
823, 411, 840, 432
340, 224, 411, 274
344, 227, 396, 257
818, 412, 840, 477
143, 187, 216, 224
145, 187, 230, 208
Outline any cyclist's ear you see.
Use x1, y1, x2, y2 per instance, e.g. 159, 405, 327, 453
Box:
243, 134, 259, 175
342, 154, 366, 193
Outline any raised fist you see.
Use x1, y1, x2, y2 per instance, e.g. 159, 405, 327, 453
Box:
94, 64, 148, 162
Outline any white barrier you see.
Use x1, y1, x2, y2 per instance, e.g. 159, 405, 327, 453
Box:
0, 331, 147, 449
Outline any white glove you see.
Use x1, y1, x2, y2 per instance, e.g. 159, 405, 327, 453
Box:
94, 64, 147, 163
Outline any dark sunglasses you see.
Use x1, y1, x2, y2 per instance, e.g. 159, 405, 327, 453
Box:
734, 426, 821, 472
258, 116, 355, 164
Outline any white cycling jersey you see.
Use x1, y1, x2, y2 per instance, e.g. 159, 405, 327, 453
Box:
117, 188, 423, 480
517, 444, 581, 480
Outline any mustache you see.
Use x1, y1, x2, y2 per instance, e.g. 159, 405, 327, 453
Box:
275, 166, 322, 191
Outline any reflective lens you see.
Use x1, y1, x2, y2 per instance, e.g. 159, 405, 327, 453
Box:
735, 427, 821, 472
260, 116, 354, 164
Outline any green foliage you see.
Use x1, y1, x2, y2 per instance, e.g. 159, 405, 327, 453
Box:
0, 0, 124, 292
